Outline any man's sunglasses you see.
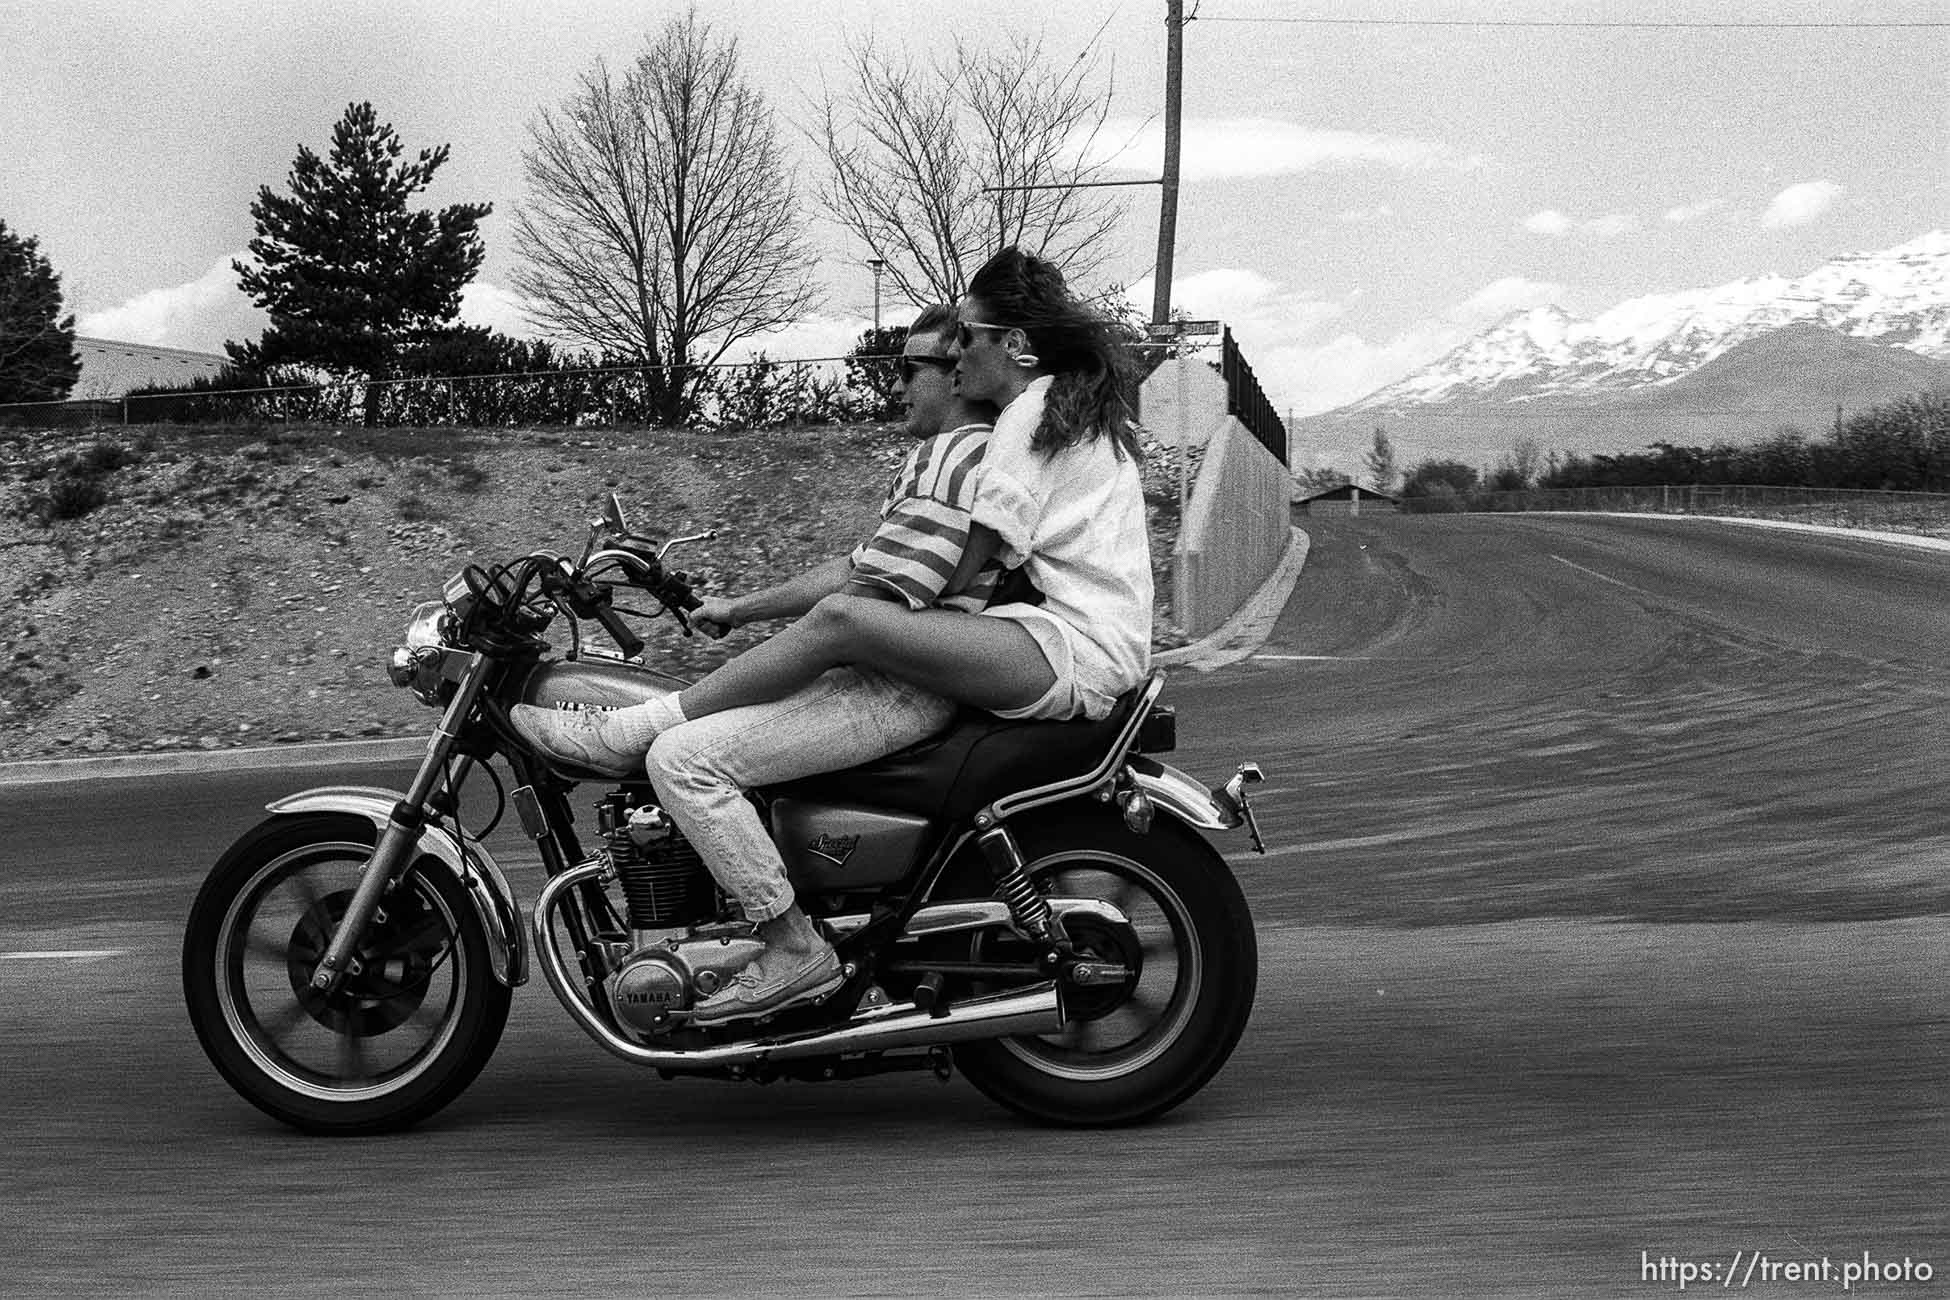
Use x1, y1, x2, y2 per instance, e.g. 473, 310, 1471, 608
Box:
898, 354, 957, 383
955, 319, 1013, 349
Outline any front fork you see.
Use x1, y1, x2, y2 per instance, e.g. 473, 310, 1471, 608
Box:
309, 652, 494, 995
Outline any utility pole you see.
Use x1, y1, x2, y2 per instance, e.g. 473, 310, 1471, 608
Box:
868, 258, 886, 335
1151, 0, 1185, 326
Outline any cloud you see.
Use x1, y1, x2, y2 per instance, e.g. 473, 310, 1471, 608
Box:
1336, 204, 1396, 224
77, 255, 263, 353
1449, 277, 1569, 328
1523, 209, 1573, 236
1523, 208, 1639, 238
79, 262, 543, 355
1762, 180, 1843, 228
1083, 117, 1475, 182
1581, 212, 1641, 238
1663, 199, 1725, 224
719, 313, 869, 365
1116, 267, 1582, 427
457, 281, 541, 339
1121, 266, 1539, 421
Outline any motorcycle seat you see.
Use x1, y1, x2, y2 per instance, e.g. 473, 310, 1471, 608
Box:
760, 680, 1154, 822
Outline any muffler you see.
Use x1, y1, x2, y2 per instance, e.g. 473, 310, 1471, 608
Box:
533, 862, 1064, 1070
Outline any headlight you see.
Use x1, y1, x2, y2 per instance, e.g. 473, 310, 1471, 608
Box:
403, 600, 449, 649
387, 644, 449, 705
387, 646, 418, 688
391, 601, 455, 706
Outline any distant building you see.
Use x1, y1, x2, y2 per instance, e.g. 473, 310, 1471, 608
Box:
1296, 482, 1398, 516
72, 336, 228, 399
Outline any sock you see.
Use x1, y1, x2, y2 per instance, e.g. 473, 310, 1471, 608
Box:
607, 690, 688, 751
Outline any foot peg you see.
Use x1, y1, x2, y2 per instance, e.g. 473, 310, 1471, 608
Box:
911, 972, 948, 1018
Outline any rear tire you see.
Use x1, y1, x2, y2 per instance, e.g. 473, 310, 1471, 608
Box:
954, 814, 1257, 1126
182, 813, 512, 1135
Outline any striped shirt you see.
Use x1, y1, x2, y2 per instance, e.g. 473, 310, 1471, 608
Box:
846, 423, 1000, 612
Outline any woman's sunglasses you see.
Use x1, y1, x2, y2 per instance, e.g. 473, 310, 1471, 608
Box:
955, 319, 1013, 349
898, 354, 958, 383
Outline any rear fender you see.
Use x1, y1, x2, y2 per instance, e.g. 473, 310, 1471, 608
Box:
265, 785, 526, 987
1127, 756, 1240, 833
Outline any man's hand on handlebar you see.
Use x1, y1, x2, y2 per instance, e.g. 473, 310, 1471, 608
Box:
691, 596, 738, 640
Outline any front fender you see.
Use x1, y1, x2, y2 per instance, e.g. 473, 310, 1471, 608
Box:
266, 785, 526, 987
1127, 756, 1239, 832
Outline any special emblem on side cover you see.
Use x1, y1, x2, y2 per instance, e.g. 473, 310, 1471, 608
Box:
806, 833, 861, 866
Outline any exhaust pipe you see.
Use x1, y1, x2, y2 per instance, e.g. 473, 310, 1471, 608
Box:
533, 862, 1064, 1070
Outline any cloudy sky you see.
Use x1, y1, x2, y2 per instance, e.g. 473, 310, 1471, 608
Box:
3, 0, 1944, 419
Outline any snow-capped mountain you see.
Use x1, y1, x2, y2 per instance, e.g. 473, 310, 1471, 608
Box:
1343, 231, 1950, 412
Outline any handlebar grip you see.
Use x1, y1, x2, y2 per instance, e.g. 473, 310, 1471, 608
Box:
593, 600, 644, 659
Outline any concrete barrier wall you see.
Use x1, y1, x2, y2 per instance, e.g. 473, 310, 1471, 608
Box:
1172, 418, 1291, 638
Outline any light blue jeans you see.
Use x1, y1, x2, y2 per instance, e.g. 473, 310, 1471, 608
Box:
642, 667, 958, 922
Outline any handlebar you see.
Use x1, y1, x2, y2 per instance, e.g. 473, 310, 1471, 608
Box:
591, 594, 645, 659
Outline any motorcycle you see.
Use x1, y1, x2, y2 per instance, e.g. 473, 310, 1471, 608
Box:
181, 495, 1267, 1134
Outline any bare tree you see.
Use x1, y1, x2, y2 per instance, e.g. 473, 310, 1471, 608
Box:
515, 11, 820, 423
812, 32, 1132, 306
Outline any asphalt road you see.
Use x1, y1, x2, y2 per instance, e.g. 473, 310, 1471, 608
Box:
1, 513, 1944, 1297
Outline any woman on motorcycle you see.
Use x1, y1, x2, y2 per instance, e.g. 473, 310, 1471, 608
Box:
533, 246, 1149, 747
514, 247, 1153, 1020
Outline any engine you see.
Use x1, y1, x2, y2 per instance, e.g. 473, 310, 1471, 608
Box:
594, 795, 762, 1040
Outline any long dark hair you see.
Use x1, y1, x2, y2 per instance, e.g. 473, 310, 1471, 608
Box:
966, 248, 1140, 461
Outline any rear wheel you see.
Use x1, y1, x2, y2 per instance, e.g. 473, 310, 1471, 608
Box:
954, 814, 1257, 1126
182, 814, 512, 1135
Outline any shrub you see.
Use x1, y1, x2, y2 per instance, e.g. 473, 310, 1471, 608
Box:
41, 473, 109, 521
1400, 459, 1480, 499
72, 439, 140, 474
841, 326, 907, 424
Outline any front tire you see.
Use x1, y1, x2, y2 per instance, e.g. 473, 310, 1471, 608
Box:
182, 813, 512, 1135
955, 814, 1257, 1126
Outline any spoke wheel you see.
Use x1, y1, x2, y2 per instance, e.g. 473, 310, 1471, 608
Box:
184, 814, 512, 1134
954, 812, 1257, 1127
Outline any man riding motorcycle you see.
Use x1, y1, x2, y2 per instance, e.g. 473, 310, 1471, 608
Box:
513, 306, 1006, 1022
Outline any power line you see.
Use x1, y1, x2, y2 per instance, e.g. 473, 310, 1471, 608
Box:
1198, 14, 1950, 28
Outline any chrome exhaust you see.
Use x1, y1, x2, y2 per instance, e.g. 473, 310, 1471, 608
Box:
533, 861, 1065, 1070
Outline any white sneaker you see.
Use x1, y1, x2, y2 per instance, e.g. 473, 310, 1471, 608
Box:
509, 704, 639, 777
690, 943, 844, 1024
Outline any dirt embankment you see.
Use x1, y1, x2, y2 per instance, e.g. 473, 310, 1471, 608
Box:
0, 423, 1189, 762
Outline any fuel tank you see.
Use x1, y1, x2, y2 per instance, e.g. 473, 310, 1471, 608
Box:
770, 797, 933, 891
518, 656, 690, 711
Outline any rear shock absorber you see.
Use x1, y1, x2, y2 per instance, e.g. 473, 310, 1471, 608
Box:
975, 825, 1058, 949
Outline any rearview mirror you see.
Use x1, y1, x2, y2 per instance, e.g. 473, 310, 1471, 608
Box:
602, 492, 631, 537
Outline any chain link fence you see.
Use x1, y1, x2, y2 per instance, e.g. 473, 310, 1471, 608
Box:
0, 354, 906, 433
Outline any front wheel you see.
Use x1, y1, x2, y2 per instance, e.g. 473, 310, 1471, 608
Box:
182, 813, 512, 1135
955, 814, 1257, 1126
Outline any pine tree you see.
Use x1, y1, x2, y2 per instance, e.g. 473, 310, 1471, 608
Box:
231, 102, 490, 423
0, 218, 83, 406
1363, 426, 1399, 494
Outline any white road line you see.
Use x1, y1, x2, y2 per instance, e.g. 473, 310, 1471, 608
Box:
1254, 654, 1371, 661
0, 950, 127, 961
1549, 553, 1658, 597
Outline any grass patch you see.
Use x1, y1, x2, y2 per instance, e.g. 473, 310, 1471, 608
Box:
447, 458, 488, 493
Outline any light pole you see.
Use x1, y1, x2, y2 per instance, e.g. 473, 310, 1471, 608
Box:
867, 258, 886, 336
